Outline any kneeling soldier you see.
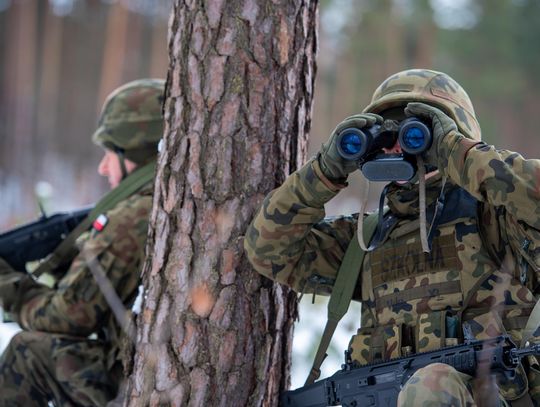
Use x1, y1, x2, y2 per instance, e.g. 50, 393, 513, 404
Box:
0, 78, 164, 406
245, 69, 540, 405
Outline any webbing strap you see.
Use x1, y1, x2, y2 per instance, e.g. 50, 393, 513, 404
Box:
33, 161, 157, 278
305, 212, 379, 385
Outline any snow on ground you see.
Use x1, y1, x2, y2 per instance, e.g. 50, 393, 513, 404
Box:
291, 296, 362, 389
0, 309, 20, 354
0, 318, 21, 355
1, 298, 360, 391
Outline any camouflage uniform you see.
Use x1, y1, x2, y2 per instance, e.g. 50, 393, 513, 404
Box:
0, 79, 164, 407
244, 69, 540, 405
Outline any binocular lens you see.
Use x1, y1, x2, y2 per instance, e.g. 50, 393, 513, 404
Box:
402, 127, 426, 150
340, 132, 363, 155
336, 128, 369, 160
398, 120, 432, 155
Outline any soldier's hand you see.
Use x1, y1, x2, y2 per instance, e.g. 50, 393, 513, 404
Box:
0, 257, 28, 311
0, 257, 16, 276
318, 113, 383, 182
404, 102, 458, 168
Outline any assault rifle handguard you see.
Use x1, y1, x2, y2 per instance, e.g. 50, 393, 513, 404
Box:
282, 336, 540, 407
0, 207, 92, 272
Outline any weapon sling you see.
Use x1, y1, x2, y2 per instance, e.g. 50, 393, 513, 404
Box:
305, 212, 379, 385
32, 161, 156, 278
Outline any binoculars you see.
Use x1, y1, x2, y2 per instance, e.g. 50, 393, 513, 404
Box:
336, 117, 432, 181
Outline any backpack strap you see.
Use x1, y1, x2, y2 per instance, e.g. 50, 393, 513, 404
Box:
33, 161, 156, 278
305, 212, 379, 385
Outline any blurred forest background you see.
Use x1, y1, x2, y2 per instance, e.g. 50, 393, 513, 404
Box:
1, 0, 540, 389
3, 0, 540, 229
0, 0, 172, 227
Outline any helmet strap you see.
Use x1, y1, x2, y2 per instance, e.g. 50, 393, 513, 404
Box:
114, 147, 128, 180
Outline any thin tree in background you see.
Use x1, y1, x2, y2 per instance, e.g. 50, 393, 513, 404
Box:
3, 0, 38, 180
125, 0, 318, 405
97, 2, 129, 111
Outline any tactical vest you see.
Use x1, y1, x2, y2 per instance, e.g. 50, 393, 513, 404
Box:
348, 186, 537, 400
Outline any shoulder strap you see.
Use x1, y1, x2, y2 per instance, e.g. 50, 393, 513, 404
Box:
305, 212, 379, 385
33, 161, 156, 278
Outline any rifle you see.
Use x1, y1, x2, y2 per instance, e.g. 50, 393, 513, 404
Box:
0, 206, 92, 272
282, 336, 540, 407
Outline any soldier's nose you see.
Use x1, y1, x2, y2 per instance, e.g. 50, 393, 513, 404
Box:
97, 155, 109, 176
383, 141, 402, 154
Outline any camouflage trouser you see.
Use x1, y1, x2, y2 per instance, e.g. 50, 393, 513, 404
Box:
397, 363, 509, 407
0, 330, 120, 407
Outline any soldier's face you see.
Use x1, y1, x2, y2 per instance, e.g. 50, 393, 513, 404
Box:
380, 107, 405, 155
97, 150, 137, 189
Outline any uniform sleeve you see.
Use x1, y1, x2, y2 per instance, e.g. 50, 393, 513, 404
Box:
17, 196, 151, 335
440, 132, 540, 272
244, 158, 358, 294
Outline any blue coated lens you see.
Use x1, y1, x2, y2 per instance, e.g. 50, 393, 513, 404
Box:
340, 132, 363, 155
402, 127, 425, 150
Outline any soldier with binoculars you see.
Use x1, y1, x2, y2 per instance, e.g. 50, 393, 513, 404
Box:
245, 69, 540, 406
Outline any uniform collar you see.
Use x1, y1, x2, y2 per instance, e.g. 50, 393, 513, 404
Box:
385, 172, 449, 217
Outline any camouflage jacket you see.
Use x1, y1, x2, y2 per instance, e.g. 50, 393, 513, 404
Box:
14, 182, 153, 369
244, 132, 540, 400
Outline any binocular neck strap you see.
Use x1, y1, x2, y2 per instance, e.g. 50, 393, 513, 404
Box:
417, 156, 430, 253
357, 183, 395, 253
356, 178, 370, 251
418, 159, 448, 254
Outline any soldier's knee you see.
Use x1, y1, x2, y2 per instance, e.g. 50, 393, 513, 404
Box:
4, 331, 49, 364
5, 331, 26, 353
398, 363, 474, 406
2, 331, 31, 363
411, 362, 461, 383
8, 330, 41, 349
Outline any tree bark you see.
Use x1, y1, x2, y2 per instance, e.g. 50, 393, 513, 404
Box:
125, 0, 318, 406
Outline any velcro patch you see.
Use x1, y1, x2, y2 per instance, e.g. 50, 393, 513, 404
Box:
370, 233, 458, 288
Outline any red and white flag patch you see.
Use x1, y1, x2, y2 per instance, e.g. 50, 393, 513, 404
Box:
92, 214, 109, 232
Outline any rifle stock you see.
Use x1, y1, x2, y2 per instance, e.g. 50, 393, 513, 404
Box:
283, 336, 539, 407
0, 207, 92, 272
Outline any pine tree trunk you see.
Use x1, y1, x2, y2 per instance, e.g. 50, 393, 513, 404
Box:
125, 1, 318, 405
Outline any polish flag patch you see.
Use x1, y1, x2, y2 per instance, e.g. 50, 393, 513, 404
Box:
92, 214, 109, 232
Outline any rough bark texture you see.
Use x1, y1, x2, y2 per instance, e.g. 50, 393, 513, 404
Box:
125, 0, 318, 405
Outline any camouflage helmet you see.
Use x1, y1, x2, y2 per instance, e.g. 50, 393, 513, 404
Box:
363, 69, 481, 141
92, 78, 165, 165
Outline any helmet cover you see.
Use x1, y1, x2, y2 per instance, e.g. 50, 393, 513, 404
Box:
92, 78, 165, 164
364, 69, 481, 141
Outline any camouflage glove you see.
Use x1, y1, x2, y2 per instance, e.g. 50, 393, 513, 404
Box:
318, 113, 383, 182
404, 102, 459, 169
0, 257, 31, 312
